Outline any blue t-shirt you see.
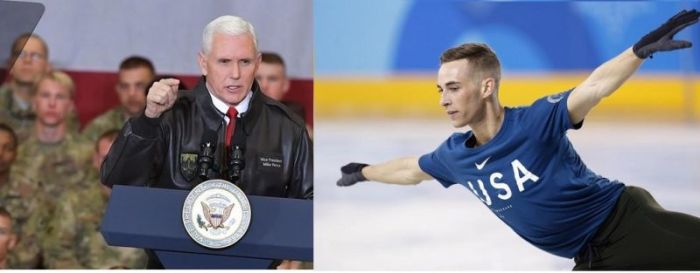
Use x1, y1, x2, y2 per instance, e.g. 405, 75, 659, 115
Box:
418, 90, 624, 258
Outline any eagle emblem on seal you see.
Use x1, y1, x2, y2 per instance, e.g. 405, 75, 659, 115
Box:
201, 202, 235, 229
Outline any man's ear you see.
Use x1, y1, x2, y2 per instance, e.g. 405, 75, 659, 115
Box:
198, 52, 208, 76
282, 77, 291, 94
253, 52, 262, 74
481, 77, 496, 98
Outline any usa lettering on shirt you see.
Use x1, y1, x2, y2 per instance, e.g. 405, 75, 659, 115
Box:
466, 159, 540, 209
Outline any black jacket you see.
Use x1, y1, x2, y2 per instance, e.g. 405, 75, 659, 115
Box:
101, 77, 312, 199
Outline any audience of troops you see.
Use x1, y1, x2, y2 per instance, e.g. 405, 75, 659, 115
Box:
0, 34, 309, 269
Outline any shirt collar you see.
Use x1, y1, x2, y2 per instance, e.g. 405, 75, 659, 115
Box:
206, 83, 252, 118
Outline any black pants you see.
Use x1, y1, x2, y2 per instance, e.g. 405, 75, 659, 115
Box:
574, 186, 700, 270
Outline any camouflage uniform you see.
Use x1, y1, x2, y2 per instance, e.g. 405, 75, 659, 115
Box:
11, 132, 92, 198
42, 168, 147, 269
0, 83, 82, 143
1, 132, 92, 268
81, 107, 129, 143
0, 175, 53, 269
0, 84, 36, 143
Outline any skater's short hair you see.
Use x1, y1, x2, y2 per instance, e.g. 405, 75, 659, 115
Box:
440, 43, 501, 89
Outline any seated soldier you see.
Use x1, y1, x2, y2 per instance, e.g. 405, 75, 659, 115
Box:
82, 56, 156, 142
8, 70, 90, 268
0, 123, 49, 269
0, 34, 80, 143
43, 130, 147, 269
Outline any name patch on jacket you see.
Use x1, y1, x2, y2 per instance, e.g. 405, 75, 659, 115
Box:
258, 154, 283, 171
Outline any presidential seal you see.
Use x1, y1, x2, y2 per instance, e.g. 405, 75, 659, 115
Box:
182, 179, 251, 249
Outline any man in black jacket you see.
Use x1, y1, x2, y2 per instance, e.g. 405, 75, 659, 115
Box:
101, 16, 312, 197
101, 14, 312, 269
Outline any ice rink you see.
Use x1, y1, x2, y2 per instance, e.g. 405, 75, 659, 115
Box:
314, 118, 700, 270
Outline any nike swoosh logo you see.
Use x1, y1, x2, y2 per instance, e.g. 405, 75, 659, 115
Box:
475, 156, 491, 170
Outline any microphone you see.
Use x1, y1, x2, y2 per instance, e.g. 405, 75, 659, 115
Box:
228, 145, 245, 182
198, 142, 215, 180
228, 118, 247, 183
197, 128, 219, 181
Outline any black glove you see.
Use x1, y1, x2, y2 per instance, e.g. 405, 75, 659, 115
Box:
633, 9, 699, 59
336, 162, 369, 187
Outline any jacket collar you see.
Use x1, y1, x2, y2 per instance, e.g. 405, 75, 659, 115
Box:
194, 76, 264, 135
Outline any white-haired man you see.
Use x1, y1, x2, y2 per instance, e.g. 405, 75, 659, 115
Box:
101, 16, 313, 269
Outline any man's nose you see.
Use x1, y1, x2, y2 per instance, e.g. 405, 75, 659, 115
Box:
231, 63, 241, 80
127, 86, 140, 96
20, 54, 33, 63
440, 93, 450, 107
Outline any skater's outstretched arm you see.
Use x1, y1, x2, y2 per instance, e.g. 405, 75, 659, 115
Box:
568, 9, 699, 125
337, 157, 433, 187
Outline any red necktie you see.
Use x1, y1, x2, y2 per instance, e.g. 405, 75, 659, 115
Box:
225, 107, 238, 147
